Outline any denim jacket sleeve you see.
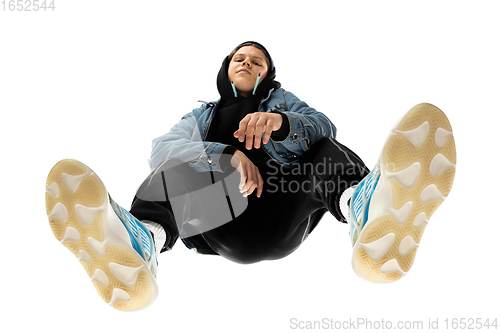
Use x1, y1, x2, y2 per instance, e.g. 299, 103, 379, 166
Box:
149, 104, 231, 173
272, 90, 337, 155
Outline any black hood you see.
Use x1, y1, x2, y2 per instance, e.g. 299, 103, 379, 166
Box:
216, 55, 281, 108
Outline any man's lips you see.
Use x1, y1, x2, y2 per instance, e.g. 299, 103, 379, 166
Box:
237, 69, 251, 74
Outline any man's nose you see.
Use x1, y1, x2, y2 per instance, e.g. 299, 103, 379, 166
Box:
242, 58, 251, 67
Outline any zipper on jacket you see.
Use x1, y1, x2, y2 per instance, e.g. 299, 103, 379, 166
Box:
203, 102, 217, 175
203, 102, 217, 141
258, 88, 275, 112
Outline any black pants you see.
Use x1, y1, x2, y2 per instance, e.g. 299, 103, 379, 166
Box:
130, 138, 369, 264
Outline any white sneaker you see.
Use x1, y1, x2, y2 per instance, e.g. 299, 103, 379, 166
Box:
349, 103, 456, 283
45, 159, 158, 310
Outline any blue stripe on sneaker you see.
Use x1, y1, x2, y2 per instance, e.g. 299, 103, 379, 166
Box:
349, 163, 381, 245
109, 196, 154, 261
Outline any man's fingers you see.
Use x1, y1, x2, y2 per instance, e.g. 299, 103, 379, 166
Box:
243, 172, 257, 197
240, 163, 253, 192
245, 119, 257, 150
239, 173, 245, 190
238, 117, 249, 142
256, 171, 264, 198
236, 113, 283, 149
262, 125, 273, 145
236, 162, 246, 190
243, 166, 263, 198
253, 119, 267, 149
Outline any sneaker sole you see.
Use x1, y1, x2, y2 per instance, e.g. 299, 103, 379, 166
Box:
352, 103, 456, 283
45, 159, 158, 311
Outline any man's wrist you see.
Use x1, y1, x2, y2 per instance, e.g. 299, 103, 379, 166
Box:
220, 145, 237, 171
271, 111, 290, 141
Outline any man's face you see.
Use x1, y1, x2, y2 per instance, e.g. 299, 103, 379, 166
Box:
228, 46, 269, 97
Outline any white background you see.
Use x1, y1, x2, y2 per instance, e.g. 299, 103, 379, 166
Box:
1, 1, 499, 332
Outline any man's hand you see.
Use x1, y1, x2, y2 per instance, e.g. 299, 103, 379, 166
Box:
230, 150, 264, 198
233, 112, 283, 150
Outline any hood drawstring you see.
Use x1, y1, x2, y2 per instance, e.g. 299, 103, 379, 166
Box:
252, 72, 261, 96
231, 81, 238, 98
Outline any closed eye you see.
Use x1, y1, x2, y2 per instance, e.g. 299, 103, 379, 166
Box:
233, 57, 263, 66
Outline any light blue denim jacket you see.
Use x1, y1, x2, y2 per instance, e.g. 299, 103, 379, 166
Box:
150, 87, 337, 172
